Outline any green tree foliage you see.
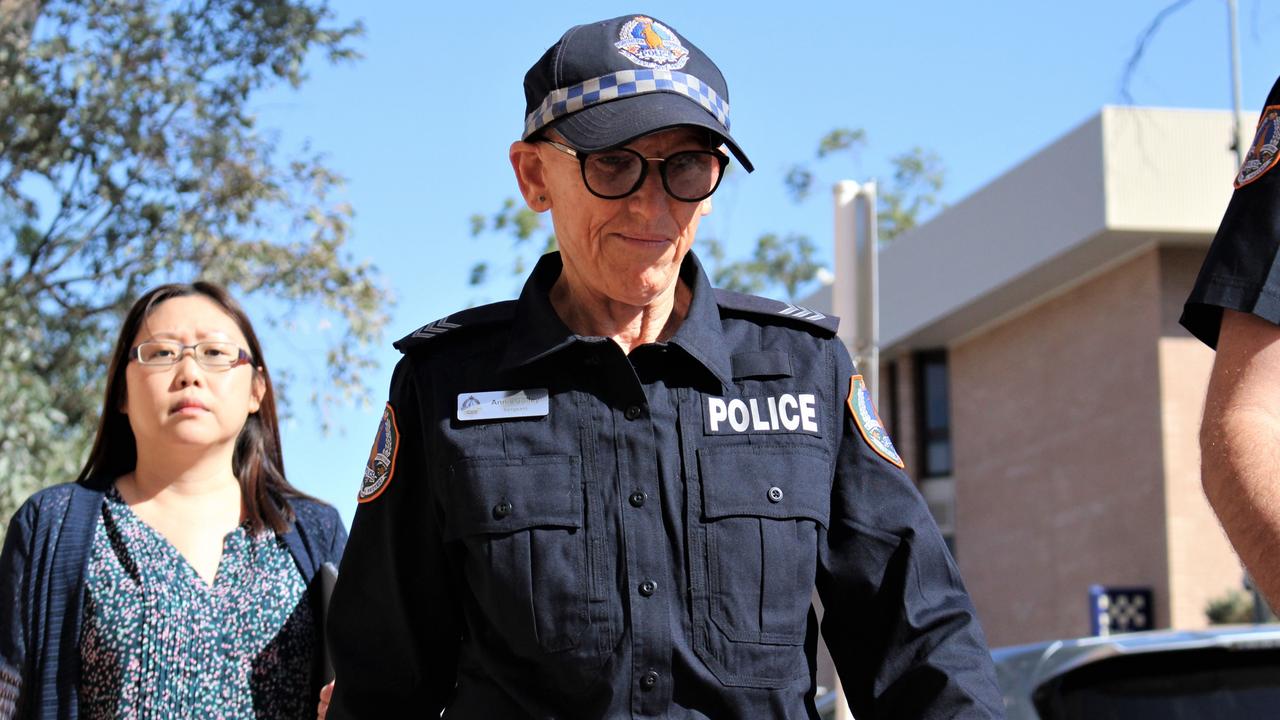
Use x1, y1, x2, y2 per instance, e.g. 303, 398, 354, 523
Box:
701, 234, 821, 300
786, 128, 945, 241
1206, 589, 1257, 624
0, 0, 389, 531
471, 128, 945, 301
467, 198, 550, 289
1205, 588, 1278, 625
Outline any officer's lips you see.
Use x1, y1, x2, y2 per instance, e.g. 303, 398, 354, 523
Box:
615, 232, 671, 247
170, 398, 209, 415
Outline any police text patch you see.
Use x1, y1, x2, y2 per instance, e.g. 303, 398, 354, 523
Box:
358, 403, 399, 503
705, 394, 819, 435
847, 375, 904, 468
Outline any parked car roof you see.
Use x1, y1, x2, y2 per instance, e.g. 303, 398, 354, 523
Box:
992, 624, 1280, 719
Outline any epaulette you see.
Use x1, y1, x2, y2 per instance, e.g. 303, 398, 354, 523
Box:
713, 288, 839, 336
393, 300, 517, 353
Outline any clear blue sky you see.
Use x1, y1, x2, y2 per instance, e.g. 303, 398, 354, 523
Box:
250, 1, 1278, 525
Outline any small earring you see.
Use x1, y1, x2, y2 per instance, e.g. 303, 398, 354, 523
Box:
538, 195, 546, 203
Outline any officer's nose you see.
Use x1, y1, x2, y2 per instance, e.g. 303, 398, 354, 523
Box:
628, 164, 670, 217
172, 350, 205, 388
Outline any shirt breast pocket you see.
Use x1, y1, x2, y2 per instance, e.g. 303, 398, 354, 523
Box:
696, 445, 831, 688
445, 455, 589, 656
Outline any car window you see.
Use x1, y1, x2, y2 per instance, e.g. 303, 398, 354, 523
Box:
1033, 647, 1280, 719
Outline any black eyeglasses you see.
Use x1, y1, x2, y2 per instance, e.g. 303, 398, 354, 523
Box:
131, 340, 253, 371
542, 140, 728, 202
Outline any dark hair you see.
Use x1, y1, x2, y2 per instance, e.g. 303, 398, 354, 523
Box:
76, 281, 305, 534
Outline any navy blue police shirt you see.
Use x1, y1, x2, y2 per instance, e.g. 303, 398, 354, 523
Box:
1182, 75, 1280, 346
327, 251, 1004, 719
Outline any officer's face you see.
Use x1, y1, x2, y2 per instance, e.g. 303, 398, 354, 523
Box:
122, 295, 264, 458
523, 127, 714, 307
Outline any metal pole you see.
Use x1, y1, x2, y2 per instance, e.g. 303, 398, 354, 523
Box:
830, 180, 859, 720
1227, 0, 1246, 169
833, 181, 861, 360
830, 181, 881, 720
854, 182, 880, 400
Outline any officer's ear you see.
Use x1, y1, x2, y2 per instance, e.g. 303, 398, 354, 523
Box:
249, 368, 265, 414
510, 140, 551, 213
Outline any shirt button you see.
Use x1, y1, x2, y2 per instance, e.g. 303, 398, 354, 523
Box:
492, 501, 513, 519
641, 670, 659, 689
639, 580, 657, 597
768, 486, 784, 503
625, 404, 644, 420
629, 491, 647, 508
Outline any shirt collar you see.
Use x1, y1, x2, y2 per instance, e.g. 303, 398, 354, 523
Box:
498, 251, 733, 389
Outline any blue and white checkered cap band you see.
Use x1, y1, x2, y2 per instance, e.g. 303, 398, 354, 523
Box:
524, 69, 730, 139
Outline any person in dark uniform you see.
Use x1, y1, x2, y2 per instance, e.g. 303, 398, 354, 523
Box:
1182, 75, 1280, 611
326, 14, 1003, 719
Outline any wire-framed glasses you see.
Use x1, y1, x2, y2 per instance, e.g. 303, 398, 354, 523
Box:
542, 140, 728, 202
131, 340, 253, 371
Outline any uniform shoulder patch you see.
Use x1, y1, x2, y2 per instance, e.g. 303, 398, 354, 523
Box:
358, 403, 399, 503
713, 288, 839, 336
393, 300, 517, 353
847, 374, 904, 468
1236, 105, 1280, 189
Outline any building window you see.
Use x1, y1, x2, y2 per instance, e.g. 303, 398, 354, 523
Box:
914, 350, 952, 478
914, 350, 956, 556
885, 360, 900, 441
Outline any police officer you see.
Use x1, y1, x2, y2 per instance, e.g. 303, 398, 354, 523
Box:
327, 14, 1003, 719
1182, 75, 1280, 612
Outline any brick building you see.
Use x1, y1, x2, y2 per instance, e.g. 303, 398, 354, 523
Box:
810, 105, 1247, 652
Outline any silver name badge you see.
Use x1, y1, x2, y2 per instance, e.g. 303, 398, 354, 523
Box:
457, 389, 549, 421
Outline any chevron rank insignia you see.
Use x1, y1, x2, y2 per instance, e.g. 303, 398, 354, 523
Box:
777, 303, 826, 322
713, 288, 839, 335
410, 316, 460, 339
394, 300, 517, 353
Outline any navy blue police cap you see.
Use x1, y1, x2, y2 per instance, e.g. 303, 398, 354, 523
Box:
522, 14, 754, 172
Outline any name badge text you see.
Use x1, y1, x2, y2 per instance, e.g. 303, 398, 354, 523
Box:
457, 389, 549, 421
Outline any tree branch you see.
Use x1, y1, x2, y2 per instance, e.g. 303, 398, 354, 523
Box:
1120, 0, 1196, 104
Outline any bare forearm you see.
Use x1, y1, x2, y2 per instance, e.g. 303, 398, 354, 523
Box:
1201, 405, 1280, 609
1201, 310, 1280, 610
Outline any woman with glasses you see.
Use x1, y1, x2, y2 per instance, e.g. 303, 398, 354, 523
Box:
326, 13, 1002, 720
0, 282, 346, 718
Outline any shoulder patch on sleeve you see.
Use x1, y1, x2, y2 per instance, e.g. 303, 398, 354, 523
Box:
1235, 105, 1280, 188
847, 374, 905, 468
358, 403, 400, 503
713, 288, 839, 336
393, 300, 517, 353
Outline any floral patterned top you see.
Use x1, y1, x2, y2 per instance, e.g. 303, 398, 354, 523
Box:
78, 487, 316, 719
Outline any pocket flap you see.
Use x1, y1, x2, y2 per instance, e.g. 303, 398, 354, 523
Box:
730, 350, 793, 379
698, 446, 830, 527
445, 455, 581, 539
